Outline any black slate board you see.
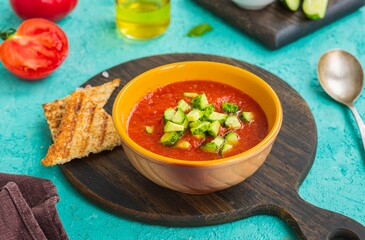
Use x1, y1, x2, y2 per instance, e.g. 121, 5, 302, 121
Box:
193, 0, 365, 49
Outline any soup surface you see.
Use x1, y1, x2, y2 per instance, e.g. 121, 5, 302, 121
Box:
127, 80, 268, 160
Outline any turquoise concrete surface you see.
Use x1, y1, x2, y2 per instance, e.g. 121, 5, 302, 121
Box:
0, 0, 364, 239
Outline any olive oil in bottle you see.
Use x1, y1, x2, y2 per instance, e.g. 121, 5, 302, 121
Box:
115, 0, 170, 40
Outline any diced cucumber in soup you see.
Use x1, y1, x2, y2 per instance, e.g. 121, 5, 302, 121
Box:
158, 90, 246, 153
187, 109, 203, 122
189, 120, 202, 128
224, 132, 239, 145
164, 121, 185, 132
208, 112, 228, 123
201, 136, 225, 153
202, 104, 215, 119
172, 108, 186, 124
225, 116, 241, 129
163, 108, 176, 123
192, 132, 206, 139
221, 143, 233, 156
190, 93, 209, 109
222, 102, 239, 113
207, 120, 221, 137
240, 112, 253, 123
177, 99, 191, 112
190, 121, 210, 135
160, 132, 181, 145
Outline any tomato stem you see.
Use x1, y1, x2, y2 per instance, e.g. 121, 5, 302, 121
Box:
0, 28, 16, 41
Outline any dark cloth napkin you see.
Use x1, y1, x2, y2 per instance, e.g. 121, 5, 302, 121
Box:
0, 173, 68, 240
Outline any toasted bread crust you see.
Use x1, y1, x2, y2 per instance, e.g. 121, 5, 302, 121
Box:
42, 98, 67, 141
42, 78, 121, 141
41, 91, 122, 166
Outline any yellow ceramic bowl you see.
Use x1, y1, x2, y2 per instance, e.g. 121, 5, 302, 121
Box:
112, 61, 282, 194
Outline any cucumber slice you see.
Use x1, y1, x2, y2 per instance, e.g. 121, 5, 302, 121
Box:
201, 136, 225, 153
190, 93, 209, 109
182, 118, 189, 129
186, 109, 203, 122
208, 112, 228, 123
279, 0, 300, 11
164, 121, 185, 132
172, 108, 186, 124
192, 132, 206, 140
220, 143, 233, 156
190, 121, 210, 135
303, 0, 328, 20
225, 116, 241, 129
207, 120, 221, 137
177, 99, 191, 112
201, 142, 219, 153
224, 132, 239, 145
202, 104, 215, 120
222, 102, 239, 113
189, 120, 202, 128
160, 132, 180, 146
163, 108, 176, 123
240, 111, 253, 123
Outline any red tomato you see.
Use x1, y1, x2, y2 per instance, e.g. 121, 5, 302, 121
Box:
0, 19, 69, 80
10, 0, 78, 22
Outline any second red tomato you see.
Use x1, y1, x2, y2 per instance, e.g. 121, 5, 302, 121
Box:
10, 0, 78, 22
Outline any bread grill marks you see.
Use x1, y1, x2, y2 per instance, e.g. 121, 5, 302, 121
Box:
41, 80, 122, 166
42, 78, 121, 141
42, 98, 67, 142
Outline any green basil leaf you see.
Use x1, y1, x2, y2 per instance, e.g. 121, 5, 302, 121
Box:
187, 23, 213, 37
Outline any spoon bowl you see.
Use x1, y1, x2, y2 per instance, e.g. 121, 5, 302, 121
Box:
317, 49, 365, 150
318, 49, 364, 105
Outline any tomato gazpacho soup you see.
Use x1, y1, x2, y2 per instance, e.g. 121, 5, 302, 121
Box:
127, 80, 268, 160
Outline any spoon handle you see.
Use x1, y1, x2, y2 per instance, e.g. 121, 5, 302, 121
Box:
348, 104, 365, 151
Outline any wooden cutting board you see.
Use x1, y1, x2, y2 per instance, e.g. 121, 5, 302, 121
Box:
192, 0, 365, 49
59, 54, 365, 240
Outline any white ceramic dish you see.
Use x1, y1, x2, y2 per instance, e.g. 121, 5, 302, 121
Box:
232, 0, 275, 10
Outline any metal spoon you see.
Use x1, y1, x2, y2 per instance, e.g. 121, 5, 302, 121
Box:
317, 49, 365, 150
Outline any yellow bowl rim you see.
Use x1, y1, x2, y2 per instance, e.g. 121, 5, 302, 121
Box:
112, 61, 283, 167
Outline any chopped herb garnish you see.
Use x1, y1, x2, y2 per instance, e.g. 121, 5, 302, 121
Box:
187, 23, 213, 37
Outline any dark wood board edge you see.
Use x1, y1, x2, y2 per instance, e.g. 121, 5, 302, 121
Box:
61, 163, 365, 239
60, 164, 261, 227
192, 0, 365, 49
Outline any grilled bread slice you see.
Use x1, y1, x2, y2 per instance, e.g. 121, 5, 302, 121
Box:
41, 91, 122, 166
42, 78, 121, 141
